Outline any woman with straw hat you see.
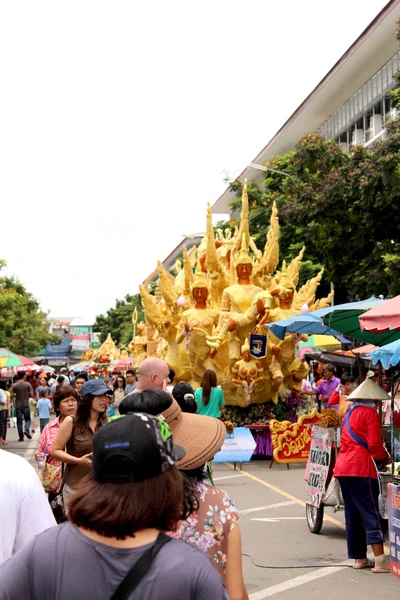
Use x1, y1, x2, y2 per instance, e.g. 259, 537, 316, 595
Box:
334, 377, 391, 573
120, 389, 248, 600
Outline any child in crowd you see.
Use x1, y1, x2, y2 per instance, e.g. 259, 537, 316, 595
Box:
37, 390, 52, 433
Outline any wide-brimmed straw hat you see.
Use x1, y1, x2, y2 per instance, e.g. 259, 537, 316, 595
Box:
160, 399, 226, 470
347, 377, 390, 402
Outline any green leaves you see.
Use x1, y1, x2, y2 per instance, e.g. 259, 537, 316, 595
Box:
0, 264, 56, 356
94, 294, 144, 346
226, 118, 400, 303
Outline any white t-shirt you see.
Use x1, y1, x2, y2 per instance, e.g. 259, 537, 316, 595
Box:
0, 389, 6, 408
0, 450, 56, 564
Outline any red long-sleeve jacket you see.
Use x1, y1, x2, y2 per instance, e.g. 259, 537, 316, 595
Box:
334, 405, 387, 479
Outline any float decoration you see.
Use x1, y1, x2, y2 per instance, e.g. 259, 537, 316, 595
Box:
138, 180, 333, 406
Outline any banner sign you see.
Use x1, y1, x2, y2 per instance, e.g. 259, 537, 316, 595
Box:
270, 409, 320, 463
45, 340, 69, 360
305, 426, 332, 508
249, 333, 267, 359
388, 483, 400, 578
70, 326, 90, 335
71, 333, 90, 352
213, 427, 256, 463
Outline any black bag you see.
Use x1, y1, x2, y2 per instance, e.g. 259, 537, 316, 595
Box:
110, 533, 172, 600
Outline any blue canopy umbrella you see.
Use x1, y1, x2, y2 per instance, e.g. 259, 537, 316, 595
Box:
372, 340, 400, 370
266, 313, 344, 341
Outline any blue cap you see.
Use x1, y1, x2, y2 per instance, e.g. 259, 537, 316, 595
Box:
81, 380, 113, 397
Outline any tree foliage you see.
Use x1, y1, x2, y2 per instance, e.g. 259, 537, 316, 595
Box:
0, 261, 55, 356
228, 119, 400, 303
94, 294, 144, 346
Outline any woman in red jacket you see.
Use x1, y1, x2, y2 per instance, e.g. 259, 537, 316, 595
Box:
334, 382, 390, 573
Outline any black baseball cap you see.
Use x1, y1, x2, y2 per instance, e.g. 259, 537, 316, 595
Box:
92, 413, 186, 483
80, 380, 114, 397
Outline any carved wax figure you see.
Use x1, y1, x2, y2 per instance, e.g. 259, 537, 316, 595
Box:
176, 276, 219, 383
208, 239, 262, 364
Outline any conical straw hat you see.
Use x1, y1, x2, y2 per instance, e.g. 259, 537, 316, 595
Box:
347, 377, 390, 402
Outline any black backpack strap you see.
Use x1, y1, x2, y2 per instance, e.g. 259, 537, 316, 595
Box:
110, 533, 172, 600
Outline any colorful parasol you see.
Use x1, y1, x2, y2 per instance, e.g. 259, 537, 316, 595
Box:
0, 348, 24, 368
359, 294, 400, 334
316, 297, 400, 345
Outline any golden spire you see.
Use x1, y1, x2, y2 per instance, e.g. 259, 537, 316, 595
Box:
206, 202, 218, 271
262, 200, 280, 274
235, 179, 250, 252
157, 261, 178, 306
235, 233, 253, 267
287, 246, 305, 287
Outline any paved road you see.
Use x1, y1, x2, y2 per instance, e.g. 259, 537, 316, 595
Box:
3, 427, 399, 597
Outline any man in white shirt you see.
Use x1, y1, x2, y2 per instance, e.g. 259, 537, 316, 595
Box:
0, 450, 56, 564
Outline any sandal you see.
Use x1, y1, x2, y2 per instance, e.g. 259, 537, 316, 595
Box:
372, 557, 390, 573
353, 559, 374, 569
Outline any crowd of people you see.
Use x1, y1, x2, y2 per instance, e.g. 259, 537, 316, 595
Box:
0, 358, 250, 599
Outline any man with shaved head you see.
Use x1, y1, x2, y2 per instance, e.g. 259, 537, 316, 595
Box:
127, 358, 170, 396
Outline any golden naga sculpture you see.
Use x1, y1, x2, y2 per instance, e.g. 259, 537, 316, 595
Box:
138, 179, 333, 406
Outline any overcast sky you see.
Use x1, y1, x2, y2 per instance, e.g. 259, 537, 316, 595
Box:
0, 0, 389, 323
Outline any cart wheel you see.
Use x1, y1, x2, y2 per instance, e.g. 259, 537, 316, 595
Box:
306, 503, 324, 534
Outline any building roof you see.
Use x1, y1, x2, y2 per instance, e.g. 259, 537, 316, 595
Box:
212, 0, 400, 214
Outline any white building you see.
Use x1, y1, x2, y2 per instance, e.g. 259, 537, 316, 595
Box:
212, 0, 400, 216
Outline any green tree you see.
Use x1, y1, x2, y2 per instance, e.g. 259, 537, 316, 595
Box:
0, 261, 55, 356
94, 294, 144, 346
227, 119, 400, 303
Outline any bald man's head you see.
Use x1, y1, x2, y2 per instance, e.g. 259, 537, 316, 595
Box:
136, 357, 170, 392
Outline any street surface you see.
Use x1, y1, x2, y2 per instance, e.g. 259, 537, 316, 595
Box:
4, 427, 399, 598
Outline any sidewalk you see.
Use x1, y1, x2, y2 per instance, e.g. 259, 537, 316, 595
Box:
2, 421, 40, 467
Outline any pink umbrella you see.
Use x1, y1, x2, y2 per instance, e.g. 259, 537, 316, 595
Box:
111, 358, 132, 371
359, 295, 400, 333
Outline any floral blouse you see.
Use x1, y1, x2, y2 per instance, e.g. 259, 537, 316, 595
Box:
168, 482, 241, 576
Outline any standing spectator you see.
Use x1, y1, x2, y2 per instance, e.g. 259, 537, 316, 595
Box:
35, 386, 78, 500
0, 414, 228, 599
195, 369, 224, 418
10, 372, 34, 441
113, 375, 126, 413
29, 395, 37, 434
132, 358, 169, 394
60, 368, 70, 384
0, 381, 9, 445
52, 375, 65, 395
48, 373, 56, 387
315, 363, 340, 409
74, 371, 88, 398
0, 449, 56, 564
0, 386, 7, 446
69, 370, 76, 386
37, 390, 52, 432
51, 380, 111, 505
124, 369, 137, 395
172, 382, 197, 414
36, 375, 52, 401
334, 381, 391, 572
166, 367, 176, 393
328, 374, 356, 412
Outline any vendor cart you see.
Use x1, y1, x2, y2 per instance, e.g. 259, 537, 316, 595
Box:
305, 425, 343, 534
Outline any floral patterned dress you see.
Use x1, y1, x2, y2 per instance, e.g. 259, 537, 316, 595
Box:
168, 482, 241, 577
